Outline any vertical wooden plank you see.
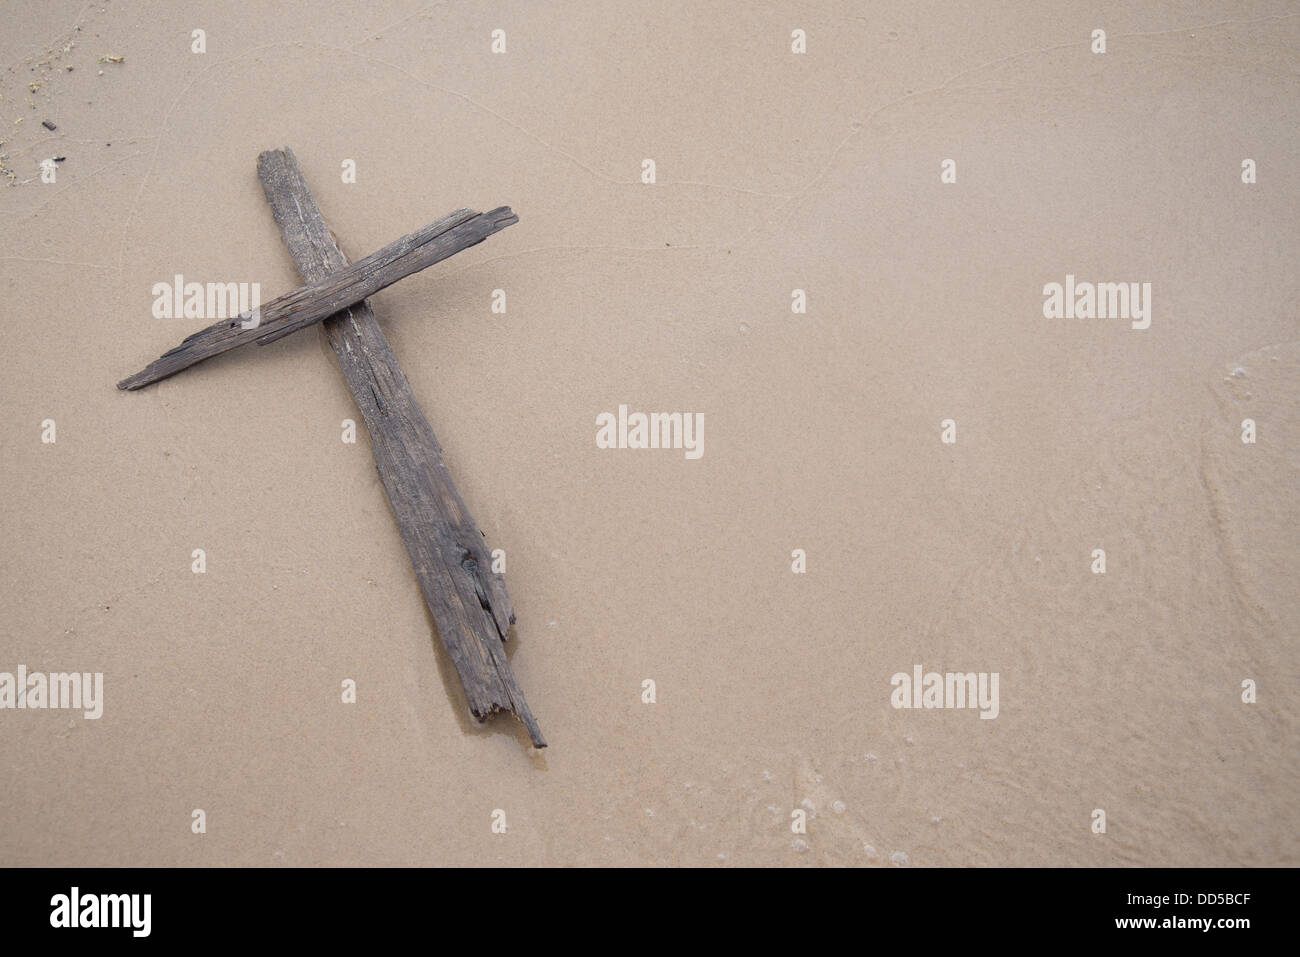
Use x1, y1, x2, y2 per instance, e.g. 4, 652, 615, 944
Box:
257, 147, 544, 747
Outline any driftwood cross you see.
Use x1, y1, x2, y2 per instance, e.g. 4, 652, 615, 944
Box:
119, 148, 544, 747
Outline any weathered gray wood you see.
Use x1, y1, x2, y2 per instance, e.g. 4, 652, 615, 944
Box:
256, 148, 544, 747
117, 205, 518, 390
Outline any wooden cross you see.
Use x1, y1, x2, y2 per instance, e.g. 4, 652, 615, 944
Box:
118, 148, 545, 748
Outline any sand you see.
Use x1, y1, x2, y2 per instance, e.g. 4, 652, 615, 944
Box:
1, 0, 1296, 866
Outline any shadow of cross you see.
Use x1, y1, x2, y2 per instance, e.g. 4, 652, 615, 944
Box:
118, 148, 543, 748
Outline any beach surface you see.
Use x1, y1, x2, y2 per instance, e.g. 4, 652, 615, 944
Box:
1, 0, 1296, 866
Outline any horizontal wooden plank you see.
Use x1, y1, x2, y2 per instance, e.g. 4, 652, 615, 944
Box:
117, 206, 517, 390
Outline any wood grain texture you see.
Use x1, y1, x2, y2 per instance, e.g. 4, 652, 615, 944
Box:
117, 205, 518, 390
256, 148, 544, 747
